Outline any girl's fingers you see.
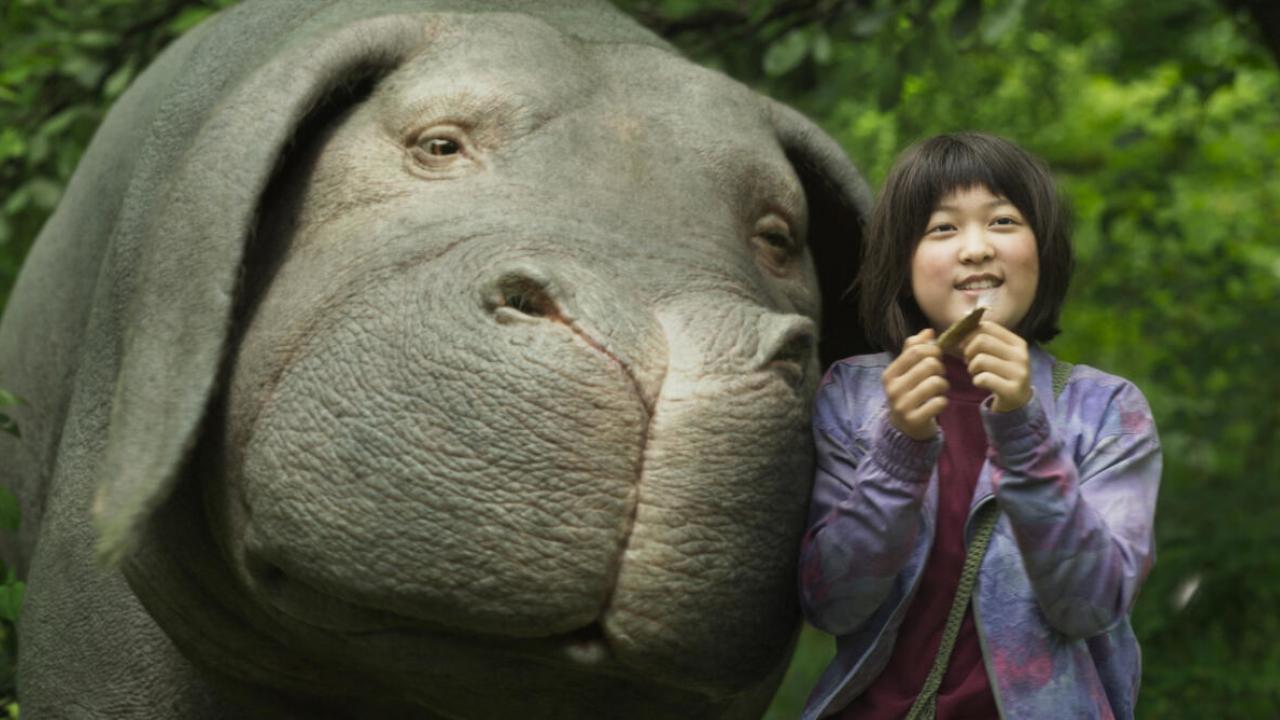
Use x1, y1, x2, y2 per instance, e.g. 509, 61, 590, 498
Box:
904, 327, 937, 347
905, 396, 948, 425
884, 328, 951, 438
890, 353, 945, 392
971, 373, 1023, 408
972, 368, 1033, 411
971, 370, 1011, 393
963, 322, 1026, 359
977, 319, 1018, 340
884, 338, 941, 383
894, 375, 949, 414
967, 353, 1024, 384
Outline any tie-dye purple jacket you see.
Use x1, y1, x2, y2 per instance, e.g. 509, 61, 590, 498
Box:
798, 345, 1161, 719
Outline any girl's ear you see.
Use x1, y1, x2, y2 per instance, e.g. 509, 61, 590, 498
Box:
768, 101, 875, 367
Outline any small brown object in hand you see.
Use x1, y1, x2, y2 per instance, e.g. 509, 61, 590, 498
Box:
936, 306, 986, 353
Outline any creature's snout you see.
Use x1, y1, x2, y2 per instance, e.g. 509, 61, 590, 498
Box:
477, 255, 819, 406
756, 314, 817, 388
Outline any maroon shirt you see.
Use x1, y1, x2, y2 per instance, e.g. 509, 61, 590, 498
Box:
838, 354, 999, 719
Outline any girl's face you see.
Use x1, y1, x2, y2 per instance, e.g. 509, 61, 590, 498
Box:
910, 184, 1039, 334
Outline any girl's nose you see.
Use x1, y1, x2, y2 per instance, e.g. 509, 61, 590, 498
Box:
958, 228, 995, 263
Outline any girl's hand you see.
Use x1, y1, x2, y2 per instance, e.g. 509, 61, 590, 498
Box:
962, 321, 1032, 412
883, 329, 949, 440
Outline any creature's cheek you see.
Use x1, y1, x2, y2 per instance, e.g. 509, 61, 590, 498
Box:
597, 300, 816, 694
221, 253, 652, 638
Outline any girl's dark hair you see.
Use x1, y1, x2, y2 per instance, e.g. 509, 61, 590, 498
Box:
856, 132, 1073, 352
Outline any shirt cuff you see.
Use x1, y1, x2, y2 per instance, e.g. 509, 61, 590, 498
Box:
871, 410, 941, 482
981, 389, 1053, 464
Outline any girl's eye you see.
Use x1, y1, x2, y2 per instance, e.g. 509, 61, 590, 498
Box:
927, 223, 955, 235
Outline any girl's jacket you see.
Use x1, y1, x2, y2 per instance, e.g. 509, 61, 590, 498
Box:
799, 345, 1161, 719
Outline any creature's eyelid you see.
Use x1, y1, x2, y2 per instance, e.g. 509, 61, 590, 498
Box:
400, 117, 475, 147
755, 210, 799, 248
396, 90, 530, 142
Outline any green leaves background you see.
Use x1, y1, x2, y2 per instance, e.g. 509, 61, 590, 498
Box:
3, 0, 1279, 716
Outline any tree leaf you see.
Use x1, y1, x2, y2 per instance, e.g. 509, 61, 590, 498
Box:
59, 55, 106, 90
763, 28, 810, 77
0, 130, 24, 163
950, 0, 983, 42
0, 389, 21, 411
26, 178, 63, 211
812, 28, 833, 65
0, 581, 24, 624
980, 0, 1027, 44
168, 7, 217, 35
851, 6, 895, 39
0, 489, 18, 531
76, 30, 116, 49
104, 62, 136, 100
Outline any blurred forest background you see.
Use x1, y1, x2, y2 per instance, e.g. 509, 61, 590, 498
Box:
1, 0, 1278, 717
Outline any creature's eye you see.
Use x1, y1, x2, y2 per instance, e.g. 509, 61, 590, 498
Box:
752, 214, 798, 276
762, 231, 791, 251
406, 125, 478, 177
422, 138, 460, 156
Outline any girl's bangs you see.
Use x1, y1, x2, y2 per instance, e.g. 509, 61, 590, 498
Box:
900, 135, 1043, 233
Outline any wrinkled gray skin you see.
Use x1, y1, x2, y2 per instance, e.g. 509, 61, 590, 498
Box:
0, 1, 870, 717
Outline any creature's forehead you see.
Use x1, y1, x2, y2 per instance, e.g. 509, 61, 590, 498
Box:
361, 11, 804, 232
376, 12, 772, 138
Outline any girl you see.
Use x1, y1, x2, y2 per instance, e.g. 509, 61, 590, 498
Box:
798, 133, 1161, 719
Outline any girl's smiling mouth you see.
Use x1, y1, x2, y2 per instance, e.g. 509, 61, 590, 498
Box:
956, 274, 1003, 291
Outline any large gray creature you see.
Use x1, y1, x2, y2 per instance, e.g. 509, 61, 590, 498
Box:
0, 1, 870, 717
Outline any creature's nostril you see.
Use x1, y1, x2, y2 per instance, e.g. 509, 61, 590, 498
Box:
492, 273, 558, 319
249, 558, 287, 593
771, 332, 813, 368
757, 316, 817, 387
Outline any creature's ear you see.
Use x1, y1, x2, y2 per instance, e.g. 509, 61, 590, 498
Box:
769, 101, 874, 367
92, 13, 424, 564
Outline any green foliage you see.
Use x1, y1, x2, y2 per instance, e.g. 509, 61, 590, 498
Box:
626, 0, 1280, 716
0, 389, 18, 719
0, 486, 19, 719
0, 0, 236, 308
2, 1, 1279, 717
0, 389, 18, 439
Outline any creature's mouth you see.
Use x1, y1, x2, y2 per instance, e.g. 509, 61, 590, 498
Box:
248, 556, 626, 672
559, 622, 614, 666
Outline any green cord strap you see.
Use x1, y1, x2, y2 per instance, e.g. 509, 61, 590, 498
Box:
903, 502, 999, 720
1052, 359, 1074, 402
904, 359, 1073, 720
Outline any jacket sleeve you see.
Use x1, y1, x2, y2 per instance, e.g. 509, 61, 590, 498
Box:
983, 379, 1161, 639
798, 364, 941, 636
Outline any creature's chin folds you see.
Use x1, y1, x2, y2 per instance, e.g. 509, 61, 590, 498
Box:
243, 553, 616, 660
234, 558, 742, 713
